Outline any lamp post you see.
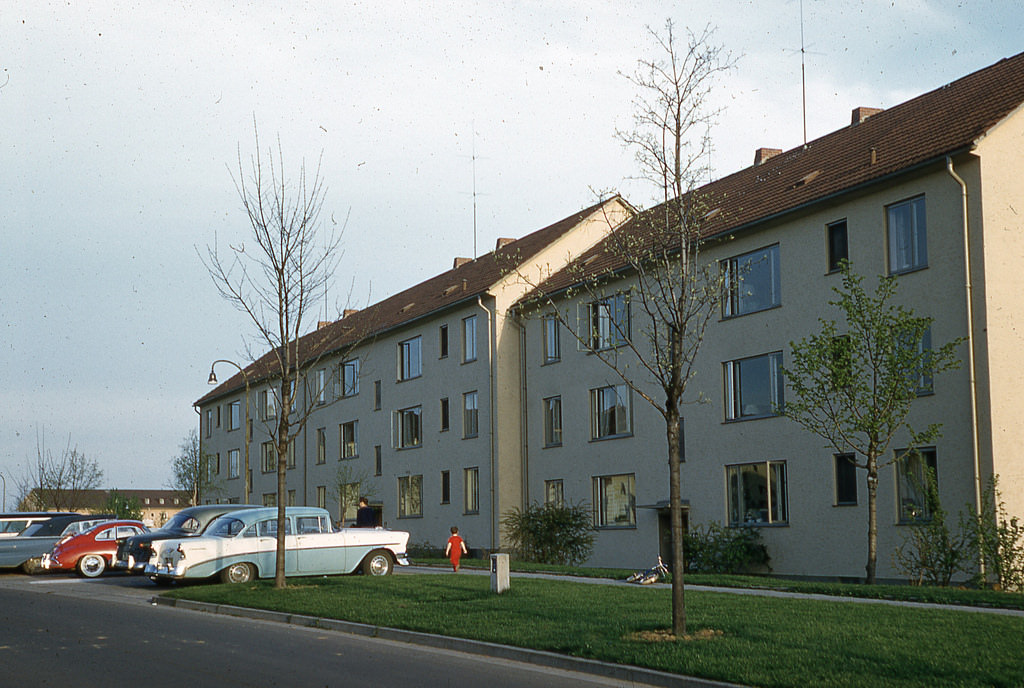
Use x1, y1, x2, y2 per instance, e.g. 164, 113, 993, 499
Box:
208, 360, 252, 505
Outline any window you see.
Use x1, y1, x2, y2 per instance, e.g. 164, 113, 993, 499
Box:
260, 390, 276, 420
545, 479, 564, 506
543, 396, 562, 447
228, 401, 241, 431
260, 441, 276, 473
724, 352, 784, 420
216, 406, 221, 428
374, 380, 382, 410
340, 482, 359, 522
287, 489, 296, 506
896, 447, 937, 522
440, 397, 450, 432
441, 471, 450, 504
593, 474, 635, 527
827, 219, 849, 272
462, 315, 478, 362
341, 420, 358, 458
340, 359, 360, 397
887, 196, 927, 274
207, 453, 220, 482
727, 461, 788, 525
228, 449, 240, 479
374, 445, 382, 476
439, 324, 449, 359
905, 326, 934, 395
262, 493, 276, 507
396, 406, 422, 449
834, 453, 858, 506
205, 409, 213, 438
722, 244, 781, 317
314, 368, 327, 405
398, 475, 423, 518
464, 467, 479, 514
286, 441, 296, 469
542, 315, 561, 363
315, 428, 326, 464
590, 384, 631, 439
582, 294, 630, 350
463, 391, 478, 438
399, 336, 422, 381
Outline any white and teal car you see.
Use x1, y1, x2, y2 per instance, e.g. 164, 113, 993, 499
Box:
145, 507, 410, 584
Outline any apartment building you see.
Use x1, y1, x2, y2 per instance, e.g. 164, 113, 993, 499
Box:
519, 52, 1024, 578
196, 197, 633, 552
197, 52, 1024, 579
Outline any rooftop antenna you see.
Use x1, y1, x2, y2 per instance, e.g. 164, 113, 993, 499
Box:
459, 122, 488, 259
800, 0, 807, 146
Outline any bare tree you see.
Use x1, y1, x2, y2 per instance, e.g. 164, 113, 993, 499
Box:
169, 429, 221, 507
202, 122, 348, 588
513, 22, 732, 636
16, 433, 103, 511
330, 462, 377, 526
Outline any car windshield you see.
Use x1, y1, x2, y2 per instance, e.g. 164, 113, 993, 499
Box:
205, 517, 246, 538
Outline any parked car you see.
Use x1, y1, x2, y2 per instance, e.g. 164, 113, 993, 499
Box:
146, 506, 410, 584
0, 514, 116, 573
113, 504, 258, 574
0, 512, 73, 538
41, 520, 149, 577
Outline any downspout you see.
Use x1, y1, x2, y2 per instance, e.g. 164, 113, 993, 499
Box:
477, 296, 497, 551
946, 155, 984, 577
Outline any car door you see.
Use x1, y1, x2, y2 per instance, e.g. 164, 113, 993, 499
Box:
255, 518, 297, 574
295, 516, 346, 574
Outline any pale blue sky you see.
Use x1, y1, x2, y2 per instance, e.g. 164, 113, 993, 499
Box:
1, 0, 1022, 506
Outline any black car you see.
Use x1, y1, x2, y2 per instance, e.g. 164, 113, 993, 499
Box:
113, 504, 257, 573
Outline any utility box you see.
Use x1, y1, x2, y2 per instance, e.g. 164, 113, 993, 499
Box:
490, 553, 510, 594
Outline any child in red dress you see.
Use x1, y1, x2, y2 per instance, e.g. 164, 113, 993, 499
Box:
444, 526, 468, 572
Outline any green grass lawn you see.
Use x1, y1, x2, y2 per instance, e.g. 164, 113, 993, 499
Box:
164, 574, 1024, 688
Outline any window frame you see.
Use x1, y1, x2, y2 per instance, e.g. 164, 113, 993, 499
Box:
340, 359, 360, 398
341, 420, 359, 459
887, 195, 928, 275
593, 473, 636, 528
582, 293, 630, 351
543, 395, 562, 447
834, 453, 858, 506
439, 397, 450, 432
463, 467, 479, 515
462, 391, 479, 439
314, 368, 328, 405
721, 243, 781, 318
397, 474, 423, 518
228, 401, 241, 431
462, 315, 478, 363
542, 315, 561, 364
315, 427, 326, 465
398, 336, 423, 381
896, 447, 938, 523
827, 219, 849, 273
440, 470, 450, 505
544, 479, 564, 506
439, 324, 449, 359
396, 405, 423, 449
724, 351, 784, 421
726, 460, 789, 526
260, 441, 276, 474
590, 384, 632, 440
228, 448, 240, 479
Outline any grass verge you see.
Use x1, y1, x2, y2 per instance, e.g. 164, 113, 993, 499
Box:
164, 574, 1024, 688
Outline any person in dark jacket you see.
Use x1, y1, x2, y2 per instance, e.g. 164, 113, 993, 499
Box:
355, 497, 376, 527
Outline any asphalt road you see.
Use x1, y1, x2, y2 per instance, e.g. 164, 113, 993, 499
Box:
0, 572, 650, 688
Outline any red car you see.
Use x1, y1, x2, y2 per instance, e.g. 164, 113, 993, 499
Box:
42, 520, 149, 577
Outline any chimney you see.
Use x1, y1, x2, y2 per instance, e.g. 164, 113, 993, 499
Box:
495, 237, 515, 250
851, 107, 883, 125
343, 309, 359, 318
453, 257, 472, 268
317, 321, 331, 330
753, 148, 782, 166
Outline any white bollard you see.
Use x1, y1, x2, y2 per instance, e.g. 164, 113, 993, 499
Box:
490, 553, 510, 594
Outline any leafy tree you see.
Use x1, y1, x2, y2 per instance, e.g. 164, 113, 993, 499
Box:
102, 489, 144, 521
169, 429, 221, 506
783, 262, 962, 583
501, 501, 595, 566
16, 433, 103, 511
894, 465, 970, 586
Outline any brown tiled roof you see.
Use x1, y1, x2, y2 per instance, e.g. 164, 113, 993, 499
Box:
196, 196, 629, 405
530, 51, 1024, 297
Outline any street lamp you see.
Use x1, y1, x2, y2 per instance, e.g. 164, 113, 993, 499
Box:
208, 359, 252, 505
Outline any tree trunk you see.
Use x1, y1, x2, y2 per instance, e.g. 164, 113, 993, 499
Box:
865, 457, 878, 585
666, 405, 686, 636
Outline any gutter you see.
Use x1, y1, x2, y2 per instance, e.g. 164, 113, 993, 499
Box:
945, 155, 985, 577
476, 296, 497, 551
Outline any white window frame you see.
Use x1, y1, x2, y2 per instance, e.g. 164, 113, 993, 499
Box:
462, 315, 478, 363
314, 368, 327, 405
590, 384, 631, 440
395, 406, 422, 449
463, 391, 478, 439
887, 195, 927, 275
398, 336, 422, 381
722, 244, 781, 317
543, 396, 562, 447
260, 389, 277, 420
580, 293, 630, 351
463, 467, 479, 514
724, 351, 784, 420
397, 474, 423, 518
340, 359, 360, 398
228, 401, 241, 431
341, 420, 359, 459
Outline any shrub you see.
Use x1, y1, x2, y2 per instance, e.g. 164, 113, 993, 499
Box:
501, 501, 595, 565
894, 467, 970, 586
683, 521, 770, 574
963, 476, 1024, 592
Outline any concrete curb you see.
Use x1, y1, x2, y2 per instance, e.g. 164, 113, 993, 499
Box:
151, 596, 743, 688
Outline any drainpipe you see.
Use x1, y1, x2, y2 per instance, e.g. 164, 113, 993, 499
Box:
477, 296, 497, 551
946, 155, 984, 578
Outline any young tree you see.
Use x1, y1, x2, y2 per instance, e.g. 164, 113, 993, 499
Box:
783, 263, 962, 583
202, 124, 348, 588
330, 463, 376, 526
513, 21, 732, 636
102, 489, 144, 521
169, 429, 221, 507
16, 434, 103, 511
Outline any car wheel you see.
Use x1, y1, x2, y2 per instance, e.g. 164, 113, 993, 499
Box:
21, 558, 42, 575
220, 562, 256, 584
77, 554, 107, 578
362, 550, 394, 576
